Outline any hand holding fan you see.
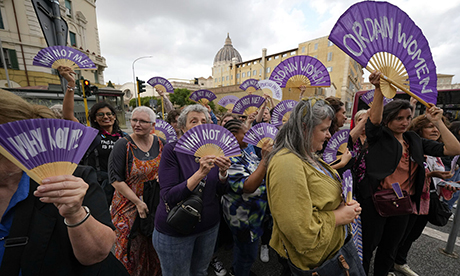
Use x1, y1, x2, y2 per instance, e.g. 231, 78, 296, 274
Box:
154, 120, 177, 143
258, 80, 283, 101
147, 77, 174, 93
342, 169, 353, 203
269, 55, 331, 88
218, 95, 239, 110
271, 100, 298, 127
33, 46, 96, 70
323, 129, 350, 164
243, 123, 278, 148
239, 79, 261, 94
232, 95, 265, 116
175, 124, 241, 158
361, 90, 393, 107
189, 90, 217, 105
0, 119, 98, 184
329, 1, 437, 107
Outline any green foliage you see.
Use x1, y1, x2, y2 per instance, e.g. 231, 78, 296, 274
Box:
107, 80, 115, 88
217, 105, 228, 115
129, 96, 161, 109
170, 88, 194, 107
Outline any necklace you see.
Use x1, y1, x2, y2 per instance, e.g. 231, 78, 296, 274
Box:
145, 151, 150, 157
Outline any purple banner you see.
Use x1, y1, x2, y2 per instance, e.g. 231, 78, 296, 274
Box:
232, 95, 265, 115
147, 77, 174, 93
239, 78, 261, 91
218, 95, 239, 108
33, 46, 96, 69
271, 100, 298, 127
323, 129, 350, 164
329, 1, 437, 104
189, 90, 217, 103
269, 55, 331, 88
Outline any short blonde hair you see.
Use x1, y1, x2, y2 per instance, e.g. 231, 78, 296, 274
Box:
0, 89, 55, 124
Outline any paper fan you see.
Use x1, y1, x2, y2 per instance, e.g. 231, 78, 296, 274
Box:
218, 95, 239, 110
271, 100, 298, 127
232, 95, 265, 115
323, 129, 350, 164
342, 169, 353, 203
147, 76, 174, 93
361, 89, 393, 107
239, 78, 261, 94
329, 1, 437, 106
154, 120, 177, 143
189, 90, 217, 105
33, 46, 96, 70
258, 80, 283, 101
174, 124, 241, 158
269, 55, 331, 88
243, 123, 278, 148
0, 118, 98, 184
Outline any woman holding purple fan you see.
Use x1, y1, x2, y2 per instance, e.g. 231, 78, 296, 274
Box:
153, 104, 231, 276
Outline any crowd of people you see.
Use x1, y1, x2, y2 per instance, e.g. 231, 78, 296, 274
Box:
1, 68, 460, 276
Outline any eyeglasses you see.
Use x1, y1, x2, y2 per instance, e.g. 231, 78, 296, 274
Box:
130, 119, 152, 125
96, 112, 115, 117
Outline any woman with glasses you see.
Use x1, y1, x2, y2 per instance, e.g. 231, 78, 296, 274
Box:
109, 106, 164, 276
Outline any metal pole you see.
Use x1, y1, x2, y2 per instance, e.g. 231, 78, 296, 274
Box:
50, 0, 68, 93
132, 56, 153, 107
444, 203, 460, 254
0, 38, 11, 88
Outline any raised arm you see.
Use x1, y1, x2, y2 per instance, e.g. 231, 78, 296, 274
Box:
58, 66, 79, 123
426, 106, 460, 156
157, 89, 174, 113
369, 71, 384, 126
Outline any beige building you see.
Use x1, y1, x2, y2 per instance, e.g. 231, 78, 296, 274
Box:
0, 0, 106, 89
211, 34, 364, 113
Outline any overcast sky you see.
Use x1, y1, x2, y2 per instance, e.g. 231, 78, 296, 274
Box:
95, 0, 460, 86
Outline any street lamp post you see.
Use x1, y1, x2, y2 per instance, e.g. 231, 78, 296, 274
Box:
132, 56, 153, 107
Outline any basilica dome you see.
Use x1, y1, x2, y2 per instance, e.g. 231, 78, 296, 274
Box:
213, 33, 242, 65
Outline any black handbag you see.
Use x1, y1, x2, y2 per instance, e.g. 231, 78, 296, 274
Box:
165, 180, 205, 235
428, 189, 452, 226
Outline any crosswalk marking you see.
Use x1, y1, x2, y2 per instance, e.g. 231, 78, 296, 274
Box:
423, 226, 460, 247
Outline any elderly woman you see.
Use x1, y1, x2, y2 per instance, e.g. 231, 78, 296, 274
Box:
358, 72, 460, 276
153, 104, 231, 276
266, 98, 364, 275
109, 106, 163, 276
0, 89, 124, 275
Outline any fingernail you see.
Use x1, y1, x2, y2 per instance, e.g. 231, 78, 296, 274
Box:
42, 179, 50, 184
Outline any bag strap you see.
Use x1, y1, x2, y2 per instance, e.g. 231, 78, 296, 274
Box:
0, 183, 35, 276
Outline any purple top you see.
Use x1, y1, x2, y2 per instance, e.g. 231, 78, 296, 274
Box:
156, 141, 227, 236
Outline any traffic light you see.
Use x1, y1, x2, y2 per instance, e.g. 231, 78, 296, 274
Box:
89, 85, 98, 95
194, 78, 199, 85
83, 79, 91, 96
137, 77, 146, 94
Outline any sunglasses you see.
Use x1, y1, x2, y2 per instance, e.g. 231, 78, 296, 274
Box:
96, 112, 115, 117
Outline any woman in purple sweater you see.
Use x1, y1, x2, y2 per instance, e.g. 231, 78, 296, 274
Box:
153, 104, 231, 276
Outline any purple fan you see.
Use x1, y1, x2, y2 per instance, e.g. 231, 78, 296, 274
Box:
329, 1, 437, 105
175, 124, 241, 158
258, 80, 283, 101
232, 95, 265, 115
0, 118, 98, 183
271, 100, 298, 127
33, 46, 96, 70
154, 120, 177, 143
239, 78, 261, 93
147, 76, 174, 93
218, 95, 239, 109
243, 123, 278, 148
189, 90, 217, 105
323, 129, 350, 164
342, 169, 353, 203
361, 90, 394, 107
451, 155, 460, 174
269, 55, 331, 88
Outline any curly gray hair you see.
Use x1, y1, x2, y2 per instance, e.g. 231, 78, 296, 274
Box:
177, 104, 211, 131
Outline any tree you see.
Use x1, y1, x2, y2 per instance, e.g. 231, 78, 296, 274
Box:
170, 88, 194, 107
129, 96, 161, 109
107, 80, 115, 88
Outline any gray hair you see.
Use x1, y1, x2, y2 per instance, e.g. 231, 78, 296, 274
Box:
177, 104, 211, 130
267, 98, 335, 165
354, 109, 368, 123
132, 106, 156, 123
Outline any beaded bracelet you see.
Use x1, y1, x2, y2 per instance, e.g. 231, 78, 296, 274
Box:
64, 206, 91, 228
66, 84, 77, 92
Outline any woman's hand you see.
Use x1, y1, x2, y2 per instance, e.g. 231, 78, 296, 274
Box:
34, 175, 88, 222
299, 85, 306, 100
369, 71, 381, 88
333, 200, 361, 226
214, 156, 231, 177
136, 201, 149, 218
198, 155, 216, 177
340, 148, 353, 165
57, 66, 76, 86
425, 105, 444, 124
429, 170, 453, 180
260, 139, 273, 159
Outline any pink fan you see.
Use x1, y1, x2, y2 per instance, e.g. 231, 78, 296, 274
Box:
243, 123, 278, 148
175, 124, 241, 158
147, 76, 174, 93
342, 170, 353, 203
361, 89, 393, 107
271, 100, 298, 127
218, 95, 239, 110
154, 120, 177, 143
189, 90, 217, 105
232, 95, 265, 115
33, 46, 96, 70
239, 79, 261, 94
329, 1, 437, 106
269, 55, 331, 88
0, 119, 98, 184
258, 80, 283, 101
323, 129, 350, 164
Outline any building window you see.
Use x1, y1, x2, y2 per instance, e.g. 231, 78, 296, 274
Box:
291, 51, 296, 55
226, 76, 229, 81
274, 55, 279, 59
327, 67, 333, 72
0, 49, 19, 70
231, 75, 233, 80
259, 69, 262, 75
236, 73, 240, 79
282, 53, 287, 57
327, 52, 333, 61
267, 57, 271, 61
247, 71, 251, 77
266, 67, 270, 73
94, 70, 99, 84
314, 43, 318, 50
253, 61, 257, 64
328, 40, 334, 47
302, 47, 305, 53
222, 77, 224, 82
253, 70, 257, 76
69, 32, 77, 47
242, 72, 246, 78
248, 62, 251, 66
350, 68, 355, 78
313, 55, 318, 59
0, 10, 4, 29
65, 0, 72, 17
215, 78, 217, 82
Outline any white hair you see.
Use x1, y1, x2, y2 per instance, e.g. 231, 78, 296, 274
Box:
132, 106, 156, 123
